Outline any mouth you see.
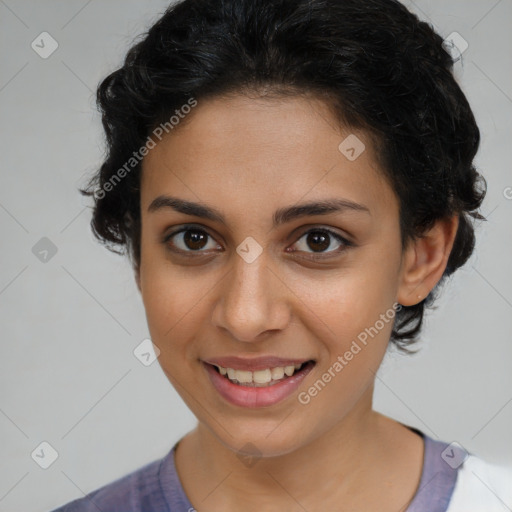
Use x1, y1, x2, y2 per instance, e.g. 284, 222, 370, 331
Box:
203, 358, 316, 408
210, 360, 315, 387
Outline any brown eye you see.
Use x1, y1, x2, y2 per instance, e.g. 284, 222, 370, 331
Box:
305, 231, 330, 252
290, 228, 352, 257
164, 227, 220, 253
183, 229, 208, 250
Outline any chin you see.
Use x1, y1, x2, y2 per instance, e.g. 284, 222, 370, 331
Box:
207, 418, 315, 460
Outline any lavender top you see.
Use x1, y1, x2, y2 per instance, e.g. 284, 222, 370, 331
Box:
51, 429, 460, 512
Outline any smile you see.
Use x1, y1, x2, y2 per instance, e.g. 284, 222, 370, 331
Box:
213, 362, 308, 387
203, 358, 316, 408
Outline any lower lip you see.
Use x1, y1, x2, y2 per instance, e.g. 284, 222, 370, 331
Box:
204, 362, 315, 408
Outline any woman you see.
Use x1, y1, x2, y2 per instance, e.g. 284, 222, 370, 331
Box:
52, 0, 512, 510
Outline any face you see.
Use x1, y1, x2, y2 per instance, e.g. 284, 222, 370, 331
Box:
137, 93, 409, 456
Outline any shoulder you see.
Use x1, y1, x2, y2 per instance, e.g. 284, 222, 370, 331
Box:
447, 454, 512, 512
49, 455, 168, 512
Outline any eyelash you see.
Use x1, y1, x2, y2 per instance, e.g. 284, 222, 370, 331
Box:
162, 224, 354, 261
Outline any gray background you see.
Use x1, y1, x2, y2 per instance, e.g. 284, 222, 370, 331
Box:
0, 1, 511, 511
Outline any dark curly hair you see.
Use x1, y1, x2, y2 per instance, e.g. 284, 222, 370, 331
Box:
80, 0, 486, 351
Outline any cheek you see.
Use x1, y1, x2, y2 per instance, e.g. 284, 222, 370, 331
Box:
288, 267, 394, 342
140, 258, 227, 368
285, 267, 398, 409
140, 263, 200, 349
295, 284, 395, 419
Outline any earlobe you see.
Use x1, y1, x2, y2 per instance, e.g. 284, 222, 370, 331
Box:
397, 215, 459, 306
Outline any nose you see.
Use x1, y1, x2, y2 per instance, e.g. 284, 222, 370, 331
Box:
211, 250, 290, 343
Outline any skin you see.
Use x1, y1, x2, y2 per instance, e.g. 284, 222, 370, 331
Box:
135, 93, 459, 511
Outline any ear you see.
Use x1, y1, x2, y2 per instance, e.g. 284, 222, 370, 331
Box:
397, 215, 459, 306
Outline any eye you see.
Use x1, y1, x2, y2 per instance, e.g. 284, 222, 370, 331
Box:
163, 225, 221, 254
288, 228, 352, 258
162, 224, 353, 259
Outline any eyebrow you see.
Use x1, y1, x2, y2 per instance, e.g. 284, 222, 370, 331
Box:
147, 195, 370, 227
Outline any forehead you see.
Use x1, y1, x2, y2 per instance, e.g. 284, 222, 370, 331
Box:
140, 94, 396, 222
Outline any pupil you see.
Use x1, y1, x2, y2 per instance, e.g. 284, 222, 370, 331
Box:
307, 232, 329, 252
184, 230, 207, 250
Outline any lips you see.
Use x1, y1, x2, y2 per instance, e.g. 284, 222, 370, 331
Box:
203, 357, 316, 408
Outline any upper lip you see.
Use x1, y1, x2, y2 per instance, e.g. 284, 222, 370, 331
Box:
204, 356, 314, 371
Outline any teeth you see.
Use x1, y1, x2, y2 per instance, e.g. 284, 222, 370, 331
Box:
271, 367, 284, 380
215, 362, 307, 386
236, 370, 253, 384
253, 369, 272, 384
284, 365, 295, 376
